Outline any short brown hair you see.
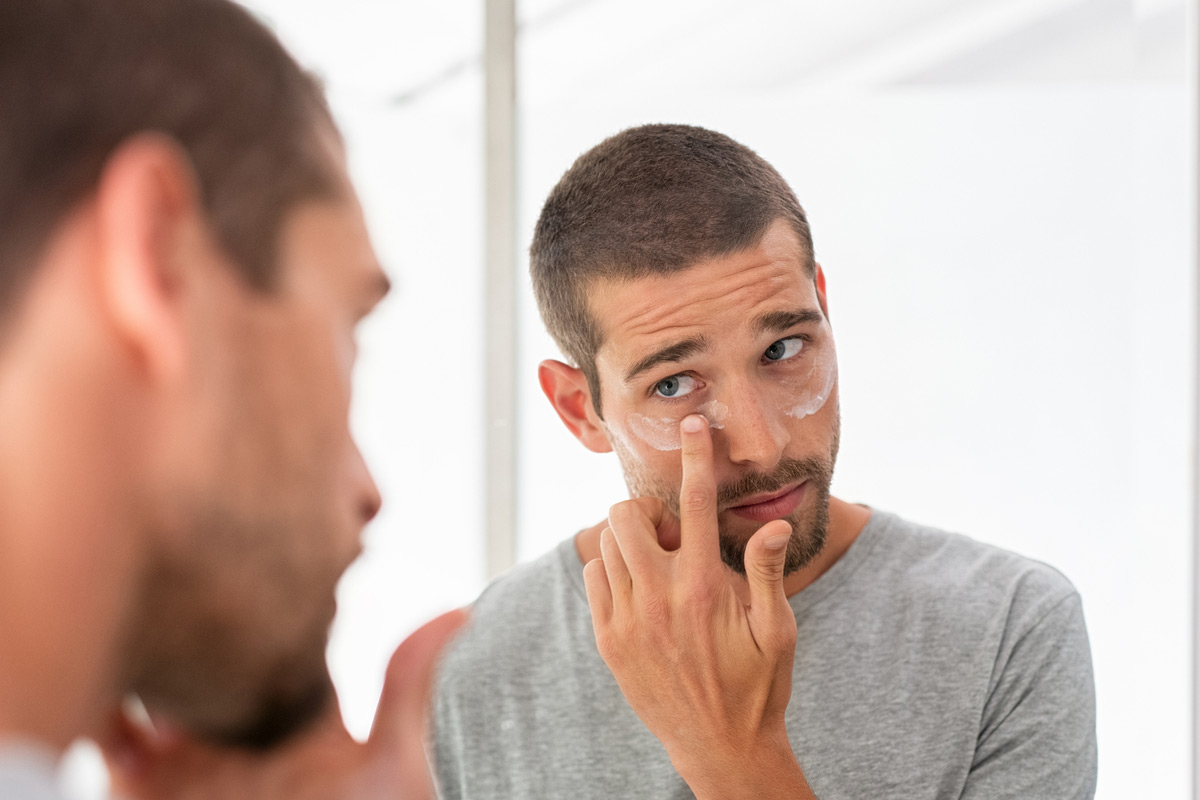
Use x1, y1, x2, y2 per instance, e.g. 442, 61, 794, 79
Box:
530, 124, 815, 415
0, 0, 337, 323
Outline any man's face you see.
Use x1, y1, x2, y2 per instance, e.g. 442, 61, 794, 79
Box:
590, 220, 840, 576
129, 144, 388, 749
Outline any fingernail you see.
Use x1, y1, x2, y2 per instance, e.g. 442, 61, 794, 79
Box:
765, 531, 791, 550
681, 415, 705, 433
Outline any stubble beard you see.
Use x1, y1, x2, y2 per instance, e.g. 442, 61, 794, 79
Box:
615, 413, 841, 578
123, 498, 340, 751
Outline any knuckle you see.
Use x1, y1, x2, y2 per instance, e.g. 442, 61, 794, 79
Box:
679, 575, 716, 609
594, 629, 620, 664
681, 486, 714, 516
608, 500, 641, 529
633, 495, 663, 518
750, 559, 778, 582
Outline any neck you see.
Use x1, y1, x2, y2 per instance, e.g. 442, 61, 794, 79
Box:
574, 496, 871, 599
0, 268, 143, 750
779, 496, 871, 596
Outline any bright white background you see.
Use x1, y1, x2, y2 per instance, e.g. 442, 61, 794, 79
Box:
61, 1, 1195, 798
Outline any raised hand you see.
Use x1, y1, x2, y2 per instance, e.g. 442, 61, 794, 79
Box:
582, 414, 815, 800
101, 609, 468, 800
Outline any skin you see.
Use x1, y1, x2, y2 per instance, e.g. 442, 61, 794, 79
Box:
539, 219, 872, 797
0, 129, 464, 798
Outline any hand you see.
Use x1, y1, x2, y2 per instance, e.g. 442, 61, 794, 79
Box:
100, 608, 468, 800
583, 415, 813, 800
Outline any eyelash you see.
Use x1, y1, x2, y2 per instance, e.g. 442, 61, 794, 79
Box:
649, 374, 700, 403
646, 335, 813, 401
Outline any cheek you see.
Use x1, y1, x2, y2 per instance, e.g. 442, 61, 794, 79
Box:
607, 429, 681, 498
781, 339, 838, 421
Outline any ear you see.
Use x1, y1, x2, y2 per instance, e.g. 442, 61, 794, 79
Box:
814, 262, 830, 320
93, 133, 205, 384
538, 359, 612, 454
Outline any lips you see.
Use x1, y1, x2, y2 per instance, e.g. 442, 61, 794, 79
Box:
726, 481, 807, 523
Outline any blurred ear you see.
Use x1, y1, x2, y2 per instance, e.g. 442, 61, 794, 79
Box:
815, 262, 829, 320
93, 133, 205, 384
538, 359, 612, 454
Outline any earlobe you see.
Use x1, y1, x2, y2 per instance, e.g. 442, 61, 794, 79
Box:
537, 359, 612, 454
94, 133, 202, 384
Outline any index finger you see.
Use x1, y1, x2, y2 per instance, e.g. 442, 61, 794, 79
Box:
678, 413, 720, 569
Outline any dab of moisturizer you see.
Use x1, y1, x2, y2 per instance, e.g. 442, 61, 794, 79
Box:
785, 338, 837, 420
626, 399, 729, 452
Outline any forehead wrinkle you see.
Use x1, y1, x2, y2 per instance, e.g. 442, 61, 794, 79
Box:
604, 260, 795, 345
589, 224, 814, 381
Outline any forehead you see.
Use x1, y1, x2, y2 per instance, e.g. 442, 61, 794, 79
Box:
589, 220, 817, 369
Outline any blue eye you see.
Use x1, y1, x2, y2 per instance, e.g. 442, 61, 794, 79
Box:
654, 374, 697, 398
764, 337, 804, 362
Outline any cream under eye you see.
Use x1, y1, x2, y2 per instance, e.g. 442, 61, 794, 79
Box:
623, 399, 729, 452
654, 374, 697, 398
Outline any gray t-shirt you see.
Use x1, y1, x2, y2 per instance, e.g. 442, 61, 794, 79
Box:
433, 509, 1097, 799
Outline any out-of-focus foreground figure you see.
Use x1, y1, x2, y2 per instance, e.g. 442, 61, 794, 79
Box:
0, 1, 463, 798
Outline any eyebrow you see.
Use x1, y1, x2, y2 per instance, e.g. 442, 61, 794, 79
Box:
624, 335, 711, 385
754, 308, 825, 336
621, 309, 826, 385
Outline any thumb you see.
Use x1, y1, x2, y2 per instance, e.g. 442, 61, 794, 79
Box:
744, 520, 793, 616
368, 608, 470, 755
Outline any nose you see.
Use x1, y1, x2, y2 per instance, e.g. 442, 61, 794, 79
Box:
350, 440, 383, 524
720, 383, 789, 471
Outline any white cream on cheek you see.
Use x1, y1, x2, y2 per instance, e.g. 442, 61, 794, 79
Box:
785, 339, 837, 420
625, 399, 729, 452
613, 336, 837, 452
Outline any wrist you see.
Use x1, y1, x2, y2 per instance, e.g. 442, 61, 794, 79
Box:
669, 726, 814, 800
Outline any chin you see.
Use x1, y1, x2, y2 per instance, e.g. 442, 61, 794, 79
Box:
195, 612, 337, 751
208, 662, 334, 750
718, 501, 830, 577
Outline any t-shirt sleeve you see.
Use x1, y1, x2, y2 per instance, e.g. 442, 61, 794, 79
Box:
960, 591, 1097, 800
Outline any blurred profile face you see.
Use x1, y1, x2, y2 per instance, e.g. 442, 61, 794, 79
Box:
127, 137, 388, 749
589, 220, 840, 576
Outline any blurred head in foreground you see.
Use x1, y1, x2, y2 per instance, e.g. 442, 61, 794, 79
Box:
0, 0, 387, 750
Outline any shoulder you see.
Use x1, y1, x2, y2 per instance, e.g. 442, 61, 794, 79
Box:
436, 538, 588, 685
851, 511, 1085, 654
869, 510, 1078, 613
463, 542, 580, 628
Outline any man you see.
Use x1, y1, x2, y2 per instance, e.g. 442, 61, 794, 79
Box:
434, 124, 1097, 798
0, 1, 462, 798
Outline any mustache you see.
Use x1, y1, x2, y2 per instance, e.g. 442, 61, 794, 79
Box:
716, 457, 831, 507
